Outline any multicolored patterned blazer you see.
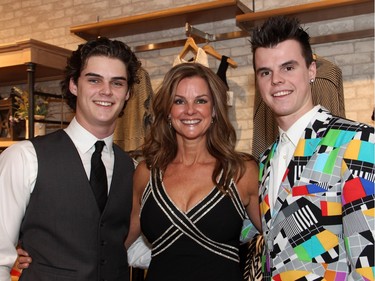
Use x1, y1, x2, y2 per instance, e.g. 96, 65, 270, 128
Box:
258, 106, 374, 281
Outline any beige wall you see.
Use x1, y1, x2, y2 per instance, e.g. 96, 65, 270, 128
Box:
0, 0, 373, 153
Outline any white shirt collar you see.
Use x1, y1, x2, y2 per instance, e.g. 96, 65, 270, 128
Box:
64, 117, 113, 154
278, 105, 320, 147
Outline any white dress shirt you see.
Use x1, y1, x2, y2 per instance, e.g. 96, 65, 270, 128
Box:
0, 117, 114, 280
269, 105, 320, 210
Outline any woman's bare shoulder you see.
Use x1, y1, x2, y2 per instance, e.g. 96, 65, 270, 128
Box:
237, 157, 259, 195
134, 160, 151, 191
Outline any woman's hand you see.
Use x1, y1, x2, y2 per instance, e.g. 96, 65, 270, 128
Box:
16, 247, 32, 269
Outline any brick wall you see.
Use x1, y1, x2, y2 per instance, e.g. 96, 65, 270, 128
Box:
0, 0, 373, 153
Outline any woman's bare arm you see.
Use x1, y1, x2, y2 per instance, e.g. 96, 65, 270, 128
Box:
238, 159, 261, 232
124, 161, 150, 249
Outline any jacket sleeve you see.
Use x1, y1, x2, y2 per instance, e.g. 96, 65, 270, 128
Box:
341, 128, 374, 280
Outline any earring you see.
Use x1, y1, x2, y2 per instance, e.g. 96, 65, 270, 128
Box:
168, 117, 172, 129
310, 78, 315, 84
211, 117, 214, 124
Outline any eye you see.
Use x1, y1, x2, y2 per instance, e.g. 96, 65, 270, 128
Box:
259, 70, 270, 77
196, 98, 208, 104
174, 98, 185, 105
112, 80, 126, 88
285, 65, 294, 71
88, 78, 100, 84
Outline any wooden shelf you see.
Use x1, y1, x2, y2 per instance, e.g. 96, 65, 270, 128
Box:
70, 0, 250, 41
0, 39, 72, 138
0, 39, 71, 86
236, 0, 374, 41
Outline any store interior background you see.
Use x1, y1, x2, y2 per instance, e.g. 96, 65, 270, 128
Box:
0, 0, 373, 154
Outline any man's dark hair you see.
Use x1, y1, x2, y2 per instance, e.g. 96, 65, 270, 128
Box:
251, 16, 314, 68
61, 37, 141, 113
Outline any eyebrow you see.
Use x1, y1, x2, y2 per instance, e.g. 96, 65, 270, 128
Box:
281, 60, 298, 67
174, 94, 210, 98
84, 72, 127, 81
256, 60, 299, 75
255, 67, 271, 75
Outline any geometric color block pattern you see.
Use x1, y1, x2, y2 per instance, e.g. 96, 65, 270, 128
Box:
257, 107, 375, 281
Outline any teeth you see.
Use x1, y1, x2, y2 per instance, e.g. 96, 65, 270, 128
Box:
182, 119, 200, 125
95, 101, 112, 106
273, 91, 290, 97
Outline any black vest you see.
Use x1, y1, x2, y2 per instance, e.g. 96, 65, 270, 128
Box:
19, 130, 133, 281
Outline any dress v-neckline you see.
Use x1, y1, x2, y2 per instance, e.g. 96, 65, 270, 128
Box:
158, 169, 221, 215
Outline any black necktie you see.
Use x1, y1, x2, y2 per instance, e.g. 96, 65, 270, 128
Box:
90, 141, 108, 212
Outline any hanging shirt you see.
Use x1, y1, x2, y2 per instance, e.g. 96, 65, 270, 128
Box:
173, 47, 209, 67
216, 55, 230, 87
114, 67, 154, 152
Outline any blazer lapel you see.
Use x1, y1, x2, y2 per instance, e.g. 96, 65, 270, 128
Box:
261, 107, 333, 227
281, 107, 332, 200
259, 140, 278, 228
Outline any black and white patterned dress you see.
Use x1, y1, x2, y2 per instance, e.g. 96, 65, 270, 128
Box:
140, 169, 248, 281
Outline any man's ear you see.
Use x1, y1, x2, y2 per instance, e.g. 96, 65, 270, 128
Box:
69, 78, 78, 96
125, 90, 130, 101
308, 61, 317, 82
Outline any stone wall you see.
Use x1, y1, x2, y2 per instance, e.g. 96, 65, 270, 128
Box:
0, 0, 373, 153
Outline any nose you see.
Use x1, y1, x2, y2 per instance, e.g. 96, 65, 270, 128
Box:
186, 102, 196, 115
271, 72, 284, 86
100, 82, 112, 96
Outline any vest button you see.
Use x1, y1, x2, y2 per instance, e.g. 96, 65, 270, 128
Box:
101, 240, 107, 246
101, 259, 108, 265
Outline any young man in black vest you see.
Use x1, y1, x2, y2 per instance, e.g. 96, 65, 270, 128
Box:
0, 37, 141, 281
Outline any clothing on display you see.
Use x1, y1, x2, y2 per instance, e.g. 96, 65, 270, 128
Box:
173, 37, 237, 70
203, 44, 237, 68
173, 37, 209, 67
114, 67, 154, 154
173, 47, 209, 67
216, 55, 230, 87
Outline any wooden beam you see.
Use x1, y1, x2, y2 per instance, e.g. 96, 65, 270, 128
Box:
236, 0, 374, 31
310, 28, 374, 44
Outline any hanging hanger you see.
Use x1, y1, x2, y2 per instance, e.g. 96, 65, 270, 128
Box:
179, 36, 199, 59
202, 44, 237, 68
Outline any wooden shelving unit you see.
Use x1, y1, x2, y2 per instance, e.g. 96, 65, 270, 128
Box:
70, 0, 373, 52
0, 39, 71, 86
236, 0, 374, 44
70, 0, 250, 40
0, 39, 72, 144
